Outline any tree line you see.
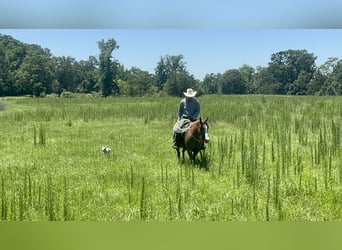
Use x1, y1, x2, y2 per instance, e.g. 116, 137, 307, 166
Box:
1, 34, 341, 97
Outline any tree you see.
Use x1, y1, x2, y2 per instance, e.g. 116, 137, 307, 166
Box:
77, 56, 98, 93
154, 56, 168, 91
154, 54, 187, 92
15, 45, 54, 96
164, 71, 198, 97
239, 64, 255, 94
53, 56, 80, 95
289, 70, 311, 95
307, 70, 325, 95
202, 73, 221, 94
313, 57, 339, 95
97, 38, 119, 97
219, 69, 246, 94
324, 59, 342, 95
121, 67, 154, 96
307, 57, 340, 95
268, 49, 317, 94
0, 34, 27, 95
252, 66, 279, 94
0, 43, 7, 96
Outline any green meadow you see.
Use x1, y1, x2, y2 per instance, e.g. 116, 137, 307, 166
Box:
0, 95, 341, 221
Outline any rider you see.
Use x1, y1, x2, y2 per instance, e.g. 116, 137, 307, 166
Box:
172, 88, 200, 149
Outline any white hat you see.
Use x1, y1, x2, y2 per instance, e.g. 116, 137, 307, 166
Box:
183, 88, 197, 97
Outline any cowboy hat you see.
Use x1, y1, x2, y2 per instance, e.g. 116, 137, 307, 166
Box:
183, 88, 197, 97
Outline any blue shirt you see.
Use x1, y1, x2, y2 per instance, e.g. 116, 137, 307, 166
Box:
178, 97, 200, 121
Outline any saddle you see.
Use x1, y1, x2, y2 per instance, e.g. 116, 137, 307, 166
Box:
173, 118, 191, 134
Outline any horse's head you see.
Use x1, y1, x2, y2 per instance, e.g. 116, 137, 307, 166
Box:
199, 117, 210, 143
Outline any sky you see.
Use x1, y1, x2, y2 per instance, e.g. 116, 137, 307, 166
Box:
1, 29, 342, 80
1, 0, 342, 28
1, 1, 342, 80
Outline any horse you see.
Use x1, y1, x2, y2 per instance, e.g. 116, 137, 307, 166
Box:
175, 117, 210, 162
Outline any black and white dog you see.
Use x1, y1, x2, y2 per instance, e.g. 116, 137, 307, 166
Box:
101, 146, 112, 153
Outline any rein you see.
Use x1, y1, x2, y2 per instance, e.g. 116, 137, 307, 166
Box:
191, 133, 203, 143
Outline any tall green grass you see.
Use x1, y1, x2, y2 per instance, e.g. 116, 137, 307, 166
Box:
0, 95, 341, 221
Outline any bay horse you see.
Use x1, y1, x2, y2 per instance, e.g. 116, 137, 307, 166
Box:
176, 117, 210, 162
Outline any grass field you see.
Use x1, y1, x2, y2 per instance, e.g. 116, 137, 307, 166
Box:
0, 95, 341, 221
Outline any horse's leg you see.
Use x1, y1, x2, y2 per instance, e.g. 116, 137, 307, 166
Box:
182, 148, 186, 162
187, 150, 196, 164
187, 150, 192, 161
199, 150, 203, 160
193, 151, 199, 163
176, 148, 180, 159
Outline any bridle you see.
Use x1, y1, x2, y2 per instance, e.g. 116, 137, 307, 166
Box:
189, 120, 208, 143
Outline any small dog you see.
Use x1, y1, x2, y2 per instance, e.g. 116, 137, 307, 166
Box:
101, 146, 112, 153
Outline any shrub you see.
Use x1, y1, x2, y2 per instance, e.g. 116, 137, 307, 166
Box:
60, 91, 75, 98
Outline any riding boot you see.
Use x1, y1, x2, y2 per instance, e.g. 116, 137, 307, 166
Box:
172, 132, 179, 149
